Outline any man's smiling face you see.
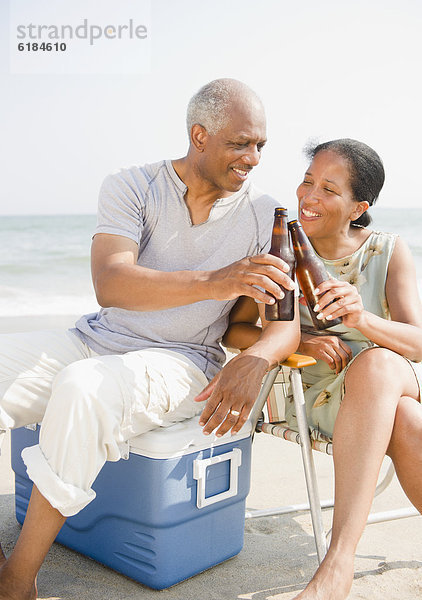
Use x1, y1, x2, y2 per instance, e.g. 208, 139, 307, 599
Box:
197, 98, 267, 196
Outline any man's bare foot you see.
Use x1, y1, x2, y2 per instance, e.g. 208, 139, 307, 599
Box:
293, 551, 354, 600
0, 563, 37, 600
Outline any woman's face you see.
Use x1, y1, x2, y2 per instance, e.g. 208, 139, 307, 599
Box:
296, 150, 362, 239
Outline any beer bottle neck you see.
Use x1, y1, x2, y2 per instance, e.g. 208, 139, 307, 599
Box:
270, 216, 290, 250
289, 222, 315, 261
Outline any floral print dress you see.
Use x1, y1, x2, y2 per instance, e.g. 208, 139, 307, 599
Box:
284, 230, 422, 440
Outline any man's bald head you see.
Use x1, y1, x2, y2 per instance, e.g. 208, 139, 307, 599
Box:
186, 78, 265, 137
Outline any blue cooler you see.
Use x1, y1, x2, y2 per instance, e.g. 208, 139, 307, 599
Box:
11, 416, 253, 589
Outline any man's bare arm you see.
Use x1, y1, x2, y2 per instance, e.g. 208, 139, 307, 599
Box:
91, 233, 296, 311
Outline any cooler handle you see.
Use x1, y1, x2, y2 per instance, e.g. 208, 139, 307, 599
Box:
193, 448, 242, 509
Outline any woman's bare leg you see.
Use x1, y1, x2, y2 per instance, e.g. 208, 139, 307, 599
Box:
387, 395, 422, 511
0, 486, 66, 600
294, 349, 420, 600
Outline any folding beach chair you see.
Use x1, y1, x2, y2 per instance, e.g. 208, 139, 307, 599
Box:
247, 354, 420, 563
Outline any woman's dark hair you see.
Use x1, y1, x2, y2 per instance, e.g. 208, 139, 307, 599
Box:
304, 138, 385, 228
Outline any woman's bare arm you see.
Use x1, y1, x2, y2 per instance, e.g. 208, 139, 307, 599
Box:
222, 296, 261, 351
315, 237, 422, 362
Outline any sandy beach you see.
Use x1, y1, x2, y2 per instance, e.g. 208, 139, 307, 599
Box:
1, 315, 421, 599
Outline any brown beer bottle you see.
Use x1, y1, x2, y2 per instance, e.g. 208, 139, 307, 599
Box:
288, 220, 342, 330
265, 208, 295, 321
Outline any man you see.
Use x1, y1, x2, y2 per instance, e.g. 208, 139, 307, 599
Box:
0, 78, 299, 599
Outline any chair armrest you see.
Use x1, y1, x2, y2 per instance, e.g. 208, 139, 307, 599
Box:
281, 353, 316, 368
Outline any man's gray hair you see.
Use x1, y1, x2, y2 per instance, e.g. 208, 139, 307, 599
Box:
186, 78, 262, 136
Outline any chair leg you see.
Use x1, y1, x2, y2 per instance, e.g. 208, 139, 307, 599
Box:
245, 498, 334, 519
290, 368, 328, 563
249, 365, 282, 430
373, 460, 395, 497
248, 364, 327, 561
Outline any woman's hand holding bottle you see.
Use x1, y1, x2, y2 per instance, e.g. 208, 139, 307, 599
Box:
312, 278, 366, 329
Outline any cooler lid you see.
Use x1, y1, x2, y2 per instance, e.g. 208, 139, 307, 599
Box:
129, 415, 253, 459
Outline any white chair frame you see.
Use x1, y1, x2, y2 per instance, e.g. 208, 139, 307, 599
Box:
247, 357, 420, 563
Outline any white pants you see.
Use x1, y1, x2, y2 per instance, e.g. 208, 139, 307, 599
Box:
0, 330, 208, 516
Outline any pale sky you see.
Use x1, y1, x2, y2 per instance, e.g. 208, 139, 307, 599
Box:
1, 0, 421, 215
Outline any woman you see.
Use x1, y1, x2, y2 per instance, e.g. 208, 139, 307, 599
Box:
225, 138, 422, 600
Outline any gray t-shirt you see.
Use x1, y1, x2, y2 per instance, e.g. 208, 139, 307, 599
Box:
73, 160, 280, 380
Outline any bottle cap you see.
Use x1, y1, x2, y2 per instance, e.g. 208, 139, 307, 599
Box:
274, 207, 288, 216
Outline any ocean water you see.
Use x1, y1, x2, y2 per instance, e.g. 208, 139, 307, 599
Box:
1, 209, 422, 317
0, 214, 98, 317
